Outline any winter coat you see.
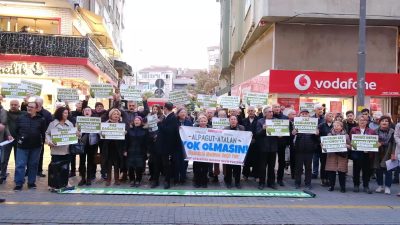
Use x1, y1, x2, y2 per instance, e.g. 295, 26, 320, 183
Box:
126, 126, 148, 168
7, 110, 27, 138
256, 118, 278, 153
45, 119, 75, 155
373, 127, 395, 169
101, 120, 127, 167
395, 123, 400, 159
155, 112, 180, 155
0, 105, 10, 142
15, 113, 46, 149
325, 129, 350, 173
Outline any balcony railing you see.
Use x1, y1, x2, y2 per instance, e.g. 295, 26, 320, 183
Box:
0, 32, 118, 82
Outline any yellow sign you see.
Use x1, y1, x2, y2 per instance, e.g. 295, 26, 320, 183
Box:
0, 62, 47, 76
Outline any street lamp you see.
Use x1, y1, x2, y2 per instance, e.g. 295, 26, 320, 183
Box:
356, 0, 366, 116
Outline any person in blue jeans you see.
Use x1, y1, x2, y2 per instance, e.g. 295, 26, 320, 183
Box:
14, 101, 46, 191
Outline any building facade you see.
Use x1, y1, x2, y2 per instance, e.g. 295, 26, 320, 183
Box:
219, 0, 400, 122
0, 0, 124, 111
207, 46, 220, 71
137, 66, 177, 97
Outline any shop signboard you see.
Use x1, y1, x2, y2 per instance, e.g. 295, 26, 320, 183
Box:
21, 80, 42, 96
90, 84, 114, 98
269, 70, 400, 96
57, 88, 79, 102
300, 102, 317, 116
50, 127, 78, 146
320, 135, 348, 153
243, 92, 268, 107
351, 134, 379, 152
265, 119, 290, 136
212, 117, 230, 129
0, 83, 27, 98
76, 116, 101, 133
218, 96, 240, 109
146, 114, 159, 132
120, 84, 142, 101
169, 90, 190, 106
100, 123, 126, 140
197, 94, 217, 109
293, 117, 318, 134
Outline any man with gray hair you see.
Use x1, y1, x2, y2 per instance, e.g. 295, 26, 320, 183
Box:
242, 106, 259, 180
312, 103, 326, 179
34, 97, 53, 177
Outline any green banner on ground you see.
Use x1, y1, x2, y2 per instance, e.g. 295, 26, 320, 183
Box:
59, 187, 314, 198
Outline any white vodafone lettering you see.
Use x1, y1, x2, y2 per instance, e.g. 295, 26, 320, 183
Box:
314, 78, 376, 90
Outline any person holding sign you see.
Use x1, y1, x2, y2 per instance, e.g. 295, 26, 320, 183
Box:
146, 105, 165, 182
223, 115, 245, 189
325, 121, 351, 193
101, 109, 126, 186
373, 115, 396, 195
292, 109, 320, 190
125, 116, 148, 187
317, 112, 334, 187
256, 106, 279, 190
272, 103, 289, 187
192, 115, 210, 188
175, 108, 193, 185
45, 107, 77, 190
242, 106, 259, 181
76, 108, 100, 186
349, 115, 376, 194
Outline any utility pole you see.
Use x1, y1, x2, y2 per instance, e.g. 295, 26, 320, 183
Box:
356, 0, 366, 116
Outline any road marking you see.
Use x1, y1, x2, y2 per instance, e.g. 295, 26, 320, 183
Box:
2, 201, 400, 209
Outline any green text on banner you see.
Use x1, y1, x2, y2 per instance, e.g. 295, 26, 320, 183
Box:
351, 134, 379, 152
51, 127, 78, 146
21, 80, 42, 96
90, 84, 114, 98
212, 117, 229, 129
1, 83, 27, 98
100, 123, 126, 140
265, 119, 290, 136
76, 116, 101, 133
218, 96, 240, 109
57, 88, 79, 102
320, 135, 348, 153
243, 92, 268, 107
197, 94, 217, 109
120, 84, 142, 101
293, 117, 318, 134
179, 126, 252, 165
169, 90, 190, 106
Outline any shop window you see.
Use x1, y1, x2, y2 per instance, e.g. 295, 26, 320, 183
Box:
0, 16, 59, 34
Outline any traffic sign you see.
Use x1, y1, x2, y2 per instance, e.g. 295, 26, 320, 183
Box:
155, 79, 165, 88
154, 88, 164, 98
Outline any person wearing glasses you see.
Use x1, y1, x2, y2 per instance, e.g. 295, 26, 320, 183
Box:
13, 102, 46, 191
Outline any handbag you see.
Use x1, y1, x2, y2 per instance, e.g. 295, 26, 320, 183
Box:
69, 139, 85, 155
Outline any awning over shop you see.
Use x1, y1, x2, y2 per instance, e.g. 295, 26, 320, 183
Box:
232, 70, 400, 97
77, 7, 121, 58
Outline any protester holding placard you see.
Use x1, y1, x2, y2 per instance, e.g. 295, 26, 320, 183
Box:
272, 103, 289, 187
77, 107, 99, 186
287, 109, 297, 179
256, 106, 279, 190
242, 106, 259, 180
91, 101, 108, 180
101, 109, 126, 186
223, 115, 245, 189
45, 107, 76, 190
325, 121, 351, 193
175, 108, 193, 185
374, 115, 396, 195
349, 115, 376, 194
292, 109, 319, 190
147, 105, 165, 182
317, 112, 334, 187
312, 104, 325, 180
192, 115, 210, 188
125, 116, 148, 187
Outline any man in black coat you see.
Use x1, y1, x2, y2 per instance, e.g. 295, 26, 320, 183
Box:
272, 103, 289, 186
35, 97, 53, 178
242, 106, 258, 180
256, 106, 279, 190
152, 102, 179, 189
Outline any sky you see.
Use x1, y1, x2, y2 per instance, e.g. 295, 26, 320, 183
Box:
121, 0, 220, 71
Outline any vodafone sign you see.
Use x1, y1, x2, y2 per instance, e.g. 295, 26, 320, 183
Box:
269, 70, 400, 96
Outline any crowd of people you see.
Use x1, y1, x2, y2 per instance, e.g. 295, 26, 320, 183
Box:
0, 95, 399, 197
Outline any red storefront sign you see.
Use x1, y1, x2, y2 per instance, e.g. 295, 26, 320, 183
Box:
277, 98, 300, 111
269, 70, 400, 96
